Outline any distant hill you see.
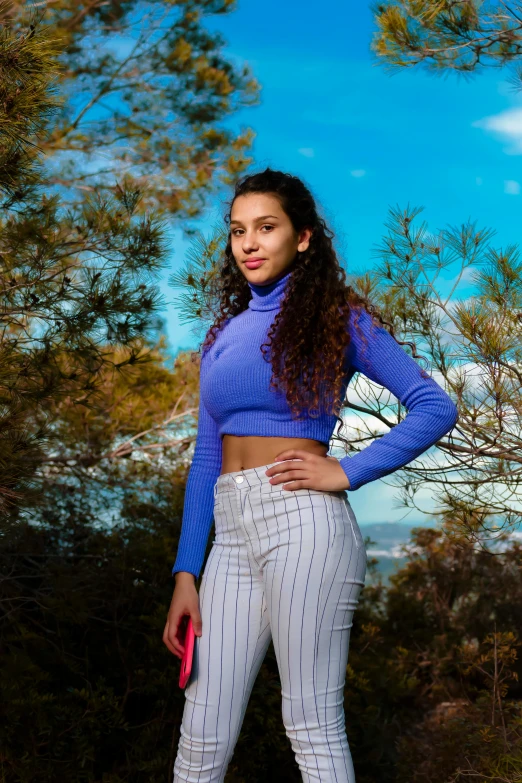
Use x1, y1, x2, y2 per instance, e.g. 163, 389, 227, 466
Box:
360, 522, 522, 585
359, 522, 418, 585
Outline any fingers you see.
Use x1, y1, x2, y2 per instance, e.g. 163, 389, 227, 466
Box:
164, 614, 188, 659
163, 618, 183, 659
191, 610, 203, 637
270, 468, 307, 483
163, 606, 204, 658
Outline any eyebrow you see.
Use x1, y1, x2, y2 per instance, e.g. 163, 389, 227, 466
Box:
229, 214, 280, 226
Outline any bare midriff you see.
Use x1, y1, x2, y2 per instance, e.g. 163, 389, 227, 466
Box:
220, 435, 329, 475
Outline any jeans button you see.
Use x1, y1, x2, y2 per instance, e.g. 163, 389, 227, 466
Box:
235, 475, 244, 484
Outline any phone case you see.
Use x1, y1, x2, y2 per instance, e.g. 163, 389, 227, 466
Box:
178, 616, 195, 689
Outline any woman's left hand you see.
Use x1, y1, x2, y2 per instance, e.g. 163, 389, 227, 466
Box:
265, 450, 351, 492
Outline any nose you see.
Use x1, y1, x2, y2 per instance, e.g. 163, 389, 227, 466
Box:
241, 229, 260, 253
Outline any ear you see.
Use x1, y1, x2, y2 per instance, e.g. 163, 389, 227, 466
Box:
297, 227, 313, 253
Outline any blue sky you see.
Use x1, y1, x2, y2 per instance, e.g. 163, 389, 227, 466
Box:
160, 1, 522, 528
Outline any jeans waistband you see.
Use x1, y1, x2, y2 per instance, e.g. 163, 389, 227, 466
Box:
213, 460, 302, 498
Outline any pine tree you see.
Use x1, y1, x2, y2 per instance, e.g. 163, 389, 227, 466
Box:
372, 1, 522, 91
8, 0, 261, 217
331, 0, 522, 541
0, 9, 170, 517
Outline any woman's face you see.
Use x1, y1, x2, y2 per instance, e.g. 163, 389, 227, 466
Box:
230, 192, 311, 286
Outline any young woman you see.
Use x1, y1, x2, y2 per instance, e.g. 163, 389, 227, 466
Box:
164, 168, 459, 782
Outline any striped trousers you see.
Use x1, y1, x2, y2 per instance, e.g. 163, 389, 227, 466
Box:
173, 460, 367, 782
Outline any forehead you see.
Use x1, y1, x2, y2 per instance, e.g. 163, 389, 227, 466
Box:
230, 193, 285, 223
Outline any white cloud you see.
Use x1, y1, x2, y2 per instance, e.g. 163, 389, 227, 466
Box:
350, 169, 366, 177
298, 147, 315, 158
473, 107, 522, 154
504, 179, 520, 195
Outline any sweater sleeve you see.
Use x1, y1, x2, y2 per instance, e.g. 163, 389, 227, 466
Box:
171, 347, 223, 579
338, 307, 459, 492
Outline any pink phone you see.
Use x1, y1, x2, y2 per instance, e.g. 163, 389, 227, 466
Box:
178, 616, 195, 689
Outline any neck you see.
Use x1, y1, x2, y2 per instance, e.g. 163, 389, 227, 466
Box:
247, 267, 293, 312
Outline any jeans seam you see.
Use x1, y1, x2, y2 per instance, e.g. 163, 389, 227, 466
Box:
343, 499, 361, 551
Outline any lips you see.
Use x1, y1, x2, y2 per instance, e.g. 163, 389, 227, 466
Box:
244, 258, 265, 269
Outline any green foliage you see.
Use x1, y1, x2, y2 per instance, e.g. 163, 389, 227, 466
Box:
168, 221, 230, 341
343, 521, 522, 782
365, 18, 522, 773
372, 1, 522, 90
0, 2, 62, 202
1, 471, 186, 782
0, 11, 177, 518
10, 0, 260, 217
359, 203, 522, 538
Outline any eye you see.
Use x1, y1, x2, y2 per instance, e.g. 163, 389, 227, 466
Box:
231, 224, 274, 237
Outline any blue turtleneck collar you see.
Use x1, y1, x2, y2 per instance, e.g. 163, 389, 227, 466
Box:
247, 267, 293, 312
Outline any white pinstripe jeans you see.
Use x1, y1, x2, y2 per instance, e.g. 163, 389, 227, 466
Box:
173, 461, 367, 782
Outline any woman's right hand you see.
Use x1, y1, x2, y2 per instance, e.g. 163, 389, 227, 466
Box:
163, 572, 203, 659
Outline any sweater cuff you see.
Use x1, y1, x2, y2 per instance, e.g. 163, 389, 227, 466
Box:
338, 455, 369, 492
172, 553, 203, 580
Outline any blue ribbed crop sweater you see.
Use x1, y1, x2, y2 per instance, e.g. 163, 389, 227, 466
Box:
172, 267, 459, 578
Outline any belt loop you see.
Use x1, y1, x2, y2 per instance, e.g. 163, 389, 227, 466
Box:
213, 481, 218, 499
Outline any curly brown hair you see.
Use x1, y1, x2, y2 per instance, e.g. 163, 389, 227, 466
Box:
199, 168, 431, 451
